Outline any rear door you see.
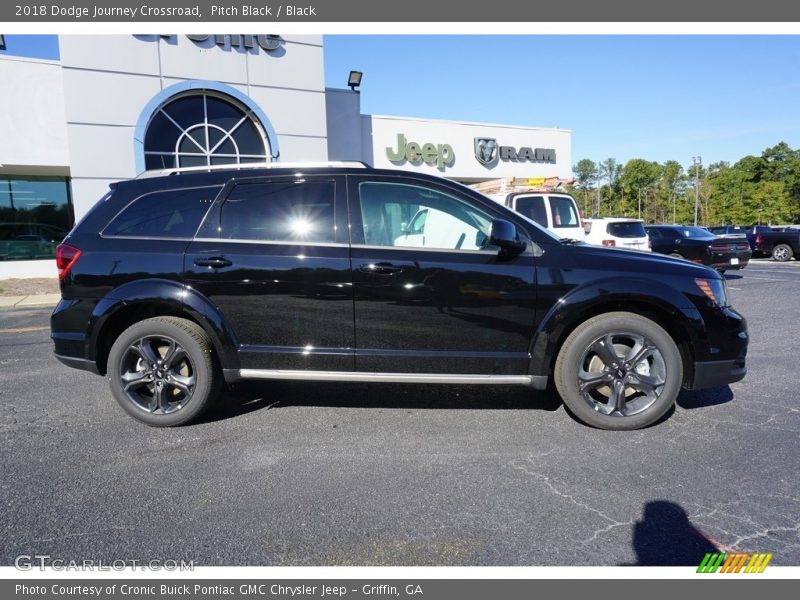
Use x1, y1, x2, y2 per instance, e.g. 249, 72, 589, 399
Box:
184, 174, 354, 371
348, 174, 537, 375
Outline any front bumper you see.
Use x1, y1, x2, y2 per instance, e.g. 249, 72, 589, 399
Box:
691, 358, 747, 389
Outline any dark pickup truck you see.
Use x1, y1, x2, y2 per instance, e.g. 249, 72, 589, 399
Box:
752, 229, 800, 262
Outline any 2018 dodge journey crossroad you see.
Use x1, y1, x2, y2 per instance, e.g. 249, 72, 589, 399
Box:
51, 162, 748, 429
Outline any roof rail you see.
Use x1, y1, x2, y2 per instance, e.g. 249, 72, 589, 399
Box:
136, 161, 369, 179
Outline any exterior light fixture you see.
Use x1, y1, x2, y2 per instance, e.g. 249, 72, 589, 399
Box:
348, 70, 363, 91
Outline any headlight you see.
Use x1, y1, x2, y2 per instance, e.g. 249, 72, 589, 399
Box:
694, 277, 729, 307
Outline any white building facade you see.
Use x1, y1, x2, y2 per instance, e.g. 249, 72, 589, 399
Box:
0, 34, 571, 278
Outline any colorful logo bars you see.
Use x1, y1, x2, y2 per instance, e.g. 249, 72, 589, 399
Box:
697, 552, 773, 573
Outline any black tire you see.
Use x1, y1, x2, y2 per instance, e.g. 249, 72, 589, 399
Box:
669, 252, 684, 259
554, 312, 683, 430
772, 243, 793, 262
107, 316, 219, 426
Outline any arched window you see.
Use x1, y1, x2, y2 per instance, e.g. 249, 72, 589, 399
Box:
143, 92, 271, 170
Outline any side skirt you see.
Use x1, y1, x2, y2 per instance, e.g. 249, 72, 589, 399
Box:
229, 369, 546, 387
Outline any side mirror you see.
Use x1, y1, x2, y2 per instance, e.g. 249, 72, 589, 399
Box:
400, 222, 409, 234
489, 219, 526, 255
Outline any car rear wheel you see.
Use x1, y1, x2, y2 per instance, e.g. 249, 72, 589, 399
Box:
772, 243, 793, 262
107, 316, 219, 426
554, 312, 682, 430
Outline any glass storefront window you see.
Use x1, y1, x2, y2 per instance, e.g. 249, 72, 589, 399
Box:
0, 176, 72, 261
143, 92, 271, 170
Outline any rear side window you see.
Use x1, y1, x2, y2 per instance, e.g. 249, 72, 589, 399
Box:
221, 180, 335, 243
549, 196, 579, 228
608, 221, 647, 238
105, 186, 220, 238
514, 196, 547, 227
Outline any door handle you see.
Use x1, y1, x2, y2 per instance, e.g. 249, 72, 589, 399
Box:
194, 257, 232, 268
359, 262, 404, 274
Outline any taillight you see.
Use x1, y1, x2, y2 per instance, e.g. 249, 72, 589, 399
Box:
602, 239, 616, 247
56, 243, 82, 280
755, 234, 764, 245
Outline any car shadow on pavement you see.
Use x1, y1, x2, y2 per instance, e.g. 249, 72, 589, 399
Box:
676, 385, 734, 410
623, 500, 721, 566
198, 380, 563, 423
724, 273, 743, 280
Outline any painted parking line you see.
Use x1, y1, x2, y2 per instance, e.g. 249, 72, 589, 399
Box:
0, 325, 50, 334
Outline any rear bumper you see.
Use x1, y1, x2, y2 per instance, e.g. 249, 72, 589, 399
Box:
710, 249, 752, 270
54, 352, 101, 375
690, 358, 746, 390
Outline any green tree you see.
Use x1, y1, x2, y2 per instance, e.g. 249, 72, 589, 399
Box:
620, 159, 663, 220
573, 159, 598, 214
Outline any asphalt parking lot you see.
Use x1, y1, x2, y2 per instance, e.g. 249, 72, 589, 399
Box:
1, 259, 799, 567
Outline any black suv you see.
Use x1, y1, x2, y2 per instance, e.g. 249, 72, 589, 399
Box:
51, 163, 748, 430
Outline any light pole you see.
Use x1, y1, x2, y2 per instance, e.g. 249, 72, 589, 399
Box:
638, 188, 642, 220
692, 156, 701, 226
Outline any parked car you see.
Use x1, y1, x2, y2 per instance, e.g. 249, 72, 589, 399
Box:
584, 217, 650, 251
646, 225, 752, 271
750, 228, 800, 262
707, 225, 774, 253
51, 163, 748, 431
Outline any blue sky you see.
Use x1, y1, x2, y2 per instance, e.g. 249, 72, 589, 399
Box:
3, 34, 799, 172
324, 35, 800, 170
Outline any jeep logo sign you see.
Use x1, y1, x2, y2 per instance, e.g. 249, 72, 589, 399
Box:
386, 133, 455, 171
474, 137, 557, 166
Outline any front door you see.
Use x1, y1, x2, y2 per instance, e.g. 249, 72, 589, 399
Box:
348, 175, 537, 375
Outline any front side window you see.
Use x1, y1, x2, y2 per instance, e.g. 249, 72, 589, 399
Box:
221, 181, 335, 243
358, 182, 492, 251
105, 186, 221, 238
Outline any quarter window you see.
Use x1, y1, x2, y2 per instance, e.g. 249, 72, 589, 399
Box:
358, 182, 493, 251
105, 186, 220, 238
221, 181, 336, 243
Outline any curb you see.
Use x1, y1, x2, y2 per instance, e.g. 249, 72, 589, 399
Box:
0, 294, 61, 309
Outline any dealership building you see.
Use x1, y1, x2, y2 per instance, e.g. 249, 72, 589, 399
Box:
0, 34, 571, 278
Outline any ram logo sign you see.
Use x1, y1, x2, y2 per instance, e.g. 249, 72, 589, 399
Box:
474, 137, 557, 167
474, 138, 499, 166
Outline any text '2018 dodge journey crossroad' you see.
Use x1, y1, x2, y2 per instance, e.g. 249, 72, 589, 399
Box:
51, 163, 748, 430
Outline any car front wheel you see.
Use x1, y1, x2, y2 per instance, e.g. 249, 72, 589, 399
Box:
107, 316, 219, 426
554, 312, 683, 430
